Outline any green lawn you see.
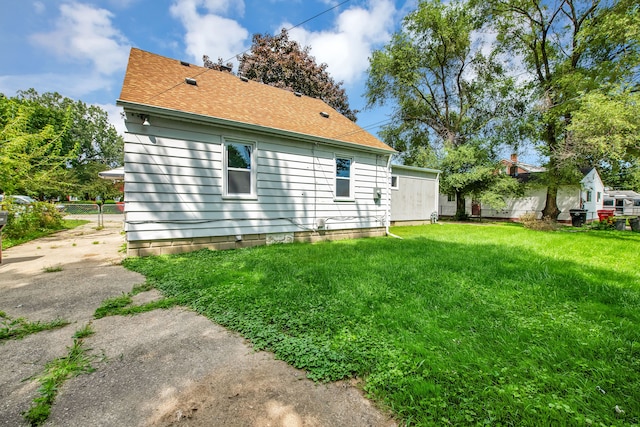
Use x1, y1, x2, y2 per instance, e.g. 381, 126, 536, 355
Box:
124, 223, 640, 426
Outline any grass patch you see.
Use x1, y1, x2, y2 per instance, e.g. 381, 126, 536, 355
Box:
0, 312, 69, 342
124, 223, 640, 426
1, 219, 89, 250
42, 265, 63, 273
23, 325, 95, 426
94, 288, 177, 319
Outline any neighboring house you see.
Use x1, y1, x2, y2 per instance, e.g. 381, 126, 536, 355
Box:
117, 48, 396, 256
604, 189, 640, 216
390, 165, 440, 224
439, 155, 605, 222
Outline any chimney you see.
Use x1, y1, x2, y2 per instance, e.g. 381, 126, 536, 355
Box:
509, 153, 518, 176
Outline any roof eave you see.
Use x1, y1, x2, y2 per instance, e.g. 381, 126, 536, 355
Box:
391, 164, 441, 174
117, 100, 396, 155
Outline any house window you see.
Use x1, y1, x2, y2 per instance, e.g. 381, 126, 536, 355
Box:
224, 140, 255, 196
586, 191, 592, 202
335, 157, 352, 199
390, 175, 399, 189
604, 199, 614, 206
447, 194, 456, 202
597, 192, 601, 202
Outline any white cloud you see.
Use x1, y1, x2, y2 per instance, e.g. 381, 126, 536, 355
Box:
170, 0, 249, 64
283, 0, 396, 85
33, 1, 45, 14
95, 103, 126, 136
0, 72, 113, 100
30, 2, 130, 76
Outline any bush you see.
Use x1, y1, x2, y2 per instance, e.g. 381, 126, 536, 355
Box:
519, 212, 559, 231
2, 200, 65, 240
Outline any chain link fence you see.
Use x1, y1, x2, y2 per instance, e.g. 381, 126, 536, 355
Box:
61, 203, 124, 227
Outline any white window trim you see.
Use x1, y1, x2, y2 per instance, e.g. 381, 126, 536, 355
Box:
334, 154, 355, 202
222, 137, 258, 200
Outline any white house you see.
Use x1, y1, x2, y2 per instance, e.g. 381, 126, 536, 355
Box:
117, 48, 396, 256
390, 165, 440, 224
439, 157, 605, 222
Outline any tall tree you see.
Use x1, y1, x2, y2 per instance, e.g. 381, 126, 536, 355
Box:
0, 90, 124, 199
0, 95, 77, 196
484, 0, 640, 219
366, 0, 518, 219
205, 29, 358, 121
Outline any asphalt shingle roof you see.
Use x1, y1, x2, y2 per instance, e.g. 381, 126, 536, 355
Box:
118, 48, 393, 152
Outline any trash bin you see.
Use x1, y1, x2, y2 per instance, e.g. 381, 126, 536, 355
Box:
614, 218, 627, 231
629, 217, 639, 232
569, 209, 587, 227
597, 209, 615, 221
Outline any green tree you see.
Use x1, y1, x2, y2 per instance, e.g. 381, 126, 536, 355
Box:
366, 0, 518, 219
568, 90, 640, 190
0, 95, 77, 196
485, 0, 640, 219
1, 90, 124, 199
207, 29, 358, 121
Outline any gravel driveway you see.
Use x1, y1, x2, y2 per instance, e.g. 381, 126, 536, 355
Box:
0, 220, 395, 426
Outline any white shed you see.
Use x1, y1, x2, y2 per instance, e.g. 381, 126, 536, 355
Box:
390, 165, 440, 224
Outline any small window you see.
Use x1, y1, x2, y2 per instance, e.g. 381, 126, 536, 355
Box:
224, 140, 255, 196
586, 191, 592, 202
604, 199, 614, 206
335, 157, 352, 199
597, 192, 601, 202
447, 194, 456, 202
390, 175, 399, 189
635, 199, 640, 207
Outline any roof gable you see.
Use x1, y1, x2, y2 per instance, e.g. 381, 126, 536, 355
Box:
117, 48, 393, 152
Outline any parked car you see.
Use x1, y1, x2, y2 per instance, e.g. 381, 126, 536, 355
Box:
0, 195, 66, 212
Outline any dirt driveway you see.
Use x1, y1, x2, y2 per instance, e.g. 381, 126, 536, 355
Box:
0, 220, 396, 426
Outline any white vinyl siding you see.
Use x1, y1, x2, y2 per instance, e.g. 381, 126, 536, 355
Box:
123, 117, 390, 242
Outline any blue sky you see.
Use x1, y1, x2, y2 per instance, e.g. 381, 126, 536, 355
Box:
0, 0, 415, 139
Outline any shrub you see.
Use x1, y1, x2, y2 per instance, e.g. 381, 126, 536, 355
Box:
2, 200, 65, 240
519, 212, 558, 231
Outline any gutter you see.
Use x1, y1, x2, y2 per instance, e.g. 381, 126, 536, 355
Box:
385, 154, 403, 240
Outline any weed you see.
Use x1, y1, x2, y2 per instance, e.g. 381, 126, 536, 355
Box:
73, 323, 94, 339
118, 242, 127, 254
520, 212, 559, 231
94, 289, 176, 319
42, 265, 63, 273
92, 241, 100, 245
95, 226, 104, 231
72, 243, 77, 247
93, 294, 132, 319
23, 338, 95, 426
131, 282, 154, 295
0, 314, 69, 341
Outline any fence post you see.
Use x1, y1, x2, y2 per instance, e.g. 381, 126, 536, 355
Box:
98, 203, 104, 228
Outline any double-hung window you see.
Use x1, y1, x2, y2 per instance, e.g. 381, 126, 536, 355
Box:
224, 140, 255, 197
335, 157, 353, 199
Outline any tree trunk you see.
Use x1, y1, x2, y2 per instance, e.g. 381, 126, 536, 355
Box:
455, 191, 468, 220
542, 184, 561, 220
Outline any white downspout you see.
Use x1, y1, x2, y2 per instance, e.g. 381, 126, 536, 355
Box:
385, 155, 403, 240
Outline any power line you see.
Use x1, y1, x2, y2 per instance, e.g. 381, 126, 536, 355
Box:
143, 1, 352, 104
